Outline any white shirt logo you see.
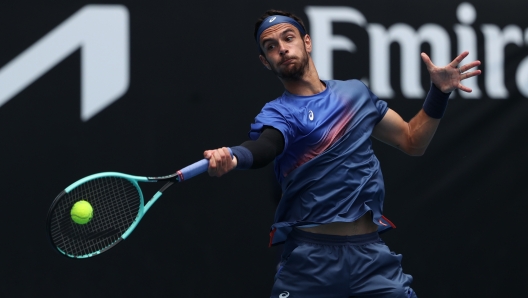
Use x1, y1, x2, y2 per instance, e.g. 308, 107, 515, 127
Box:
279, 291, 290, 298
308, 110, 314, 121
269, 16, 277, 22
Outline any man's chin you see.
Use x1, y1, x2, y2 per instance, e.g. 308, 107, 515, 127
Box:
277, 65, 301, 78
280, 70, 304, 80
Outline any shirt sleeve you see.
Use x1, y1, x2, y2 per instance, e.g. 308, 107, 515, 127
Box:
358, 81, 389, 124
248, 101, 292, 153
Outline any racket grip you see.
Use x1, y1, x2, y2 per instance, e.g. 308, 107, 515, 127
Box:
177, 148, 233, 181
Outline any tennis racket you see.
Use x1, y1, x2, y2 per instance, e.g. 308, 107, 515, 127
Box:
46, 149, 232, 259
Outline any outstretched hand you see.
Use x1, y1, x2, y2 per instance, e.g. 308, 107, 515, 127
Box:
421, 51, 481, 93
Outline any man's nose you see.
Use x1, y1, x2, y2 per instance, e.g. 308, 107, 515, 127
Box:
278, 42, 288, 55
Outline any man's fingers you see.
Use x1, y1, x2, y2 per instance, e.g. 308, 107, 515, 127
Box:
205, 147, 234, 177
423, 50, 482, 93
458, 83, 473, 93
207, 151, 217, 175
219, 149, 228, 171
221, 147, 237, 170
217, 148, 224, 171
420, 52, 434, 69
222, 147, 232, 160
210, 148, 231, 176
450, 51, 470, 68
459, 60, 481, 73
461, 69, 482, 80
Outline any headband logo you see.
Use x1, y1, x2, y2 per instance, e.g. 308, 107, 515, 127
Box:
269, 16, 276, 22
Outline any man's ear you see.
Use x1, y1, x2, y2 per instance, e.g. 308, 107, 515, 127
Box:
304, 34, 312, 54
259, 55, 272, 70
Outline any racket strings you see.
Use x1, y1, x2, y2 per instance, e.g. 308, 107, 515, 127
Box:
49, 176, 142, 257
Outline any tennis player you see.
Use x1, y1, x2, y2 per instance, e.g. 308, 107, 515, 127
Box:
204, 10, 481, 298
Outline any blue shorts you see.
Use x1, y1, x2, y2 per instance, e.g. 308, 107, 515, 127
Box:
270, 228, 417, 298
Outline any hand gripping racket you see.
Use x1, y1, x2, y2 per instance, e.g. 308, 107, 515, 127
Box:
46, 149, 232, 259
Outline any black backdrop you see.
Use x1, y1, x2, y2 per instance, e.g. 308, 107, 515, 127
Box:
0, 1, 527, 297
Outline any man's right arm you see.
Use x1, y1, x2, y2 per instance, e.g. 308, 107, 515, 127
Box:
204, 127, 284, 177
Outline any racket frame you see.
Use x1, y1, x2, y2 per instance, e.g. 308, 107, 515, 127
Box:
47, 172, 178, 258
47, 150, 229, 258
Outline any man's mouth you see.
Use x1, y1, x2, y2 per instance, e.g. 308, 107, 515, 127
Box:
281, 58, 295, 65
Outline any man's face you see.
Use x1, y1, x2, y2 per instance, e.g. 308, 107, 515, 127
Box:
259, 23, 310, 80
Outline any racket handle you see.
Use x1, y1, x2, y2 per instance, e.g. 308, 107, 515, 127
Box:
177, 148, 233, 181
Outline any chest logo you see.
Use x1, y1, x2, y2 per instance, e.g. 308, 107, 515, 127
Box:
308, 110, 314, 121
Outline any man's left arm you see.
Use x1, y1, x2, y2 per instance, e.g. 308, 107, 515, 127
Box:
372, 51, 481, 156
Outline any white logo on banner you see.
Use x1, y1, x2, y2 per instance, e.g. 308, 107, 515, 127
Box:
306, 2, 528, 99
0, 5, 130, 121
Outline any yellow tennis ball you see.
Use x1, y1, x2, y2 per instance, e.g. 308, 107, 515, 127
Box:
71, 200, 93, 225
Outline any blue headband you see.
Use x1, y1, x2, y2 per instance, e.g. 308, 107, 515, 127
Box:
255, 15, 306, 52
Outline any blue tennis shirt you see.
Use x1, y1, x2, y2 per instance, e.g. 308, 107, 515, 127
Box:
249, 80, 393, 245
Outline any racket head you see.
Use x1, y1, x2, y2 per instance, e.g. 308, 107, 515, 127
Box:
46, 172, 149, 258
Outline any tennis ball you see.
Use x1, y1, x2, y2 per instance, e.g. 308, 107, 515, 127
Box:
71, 200, 93, 225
